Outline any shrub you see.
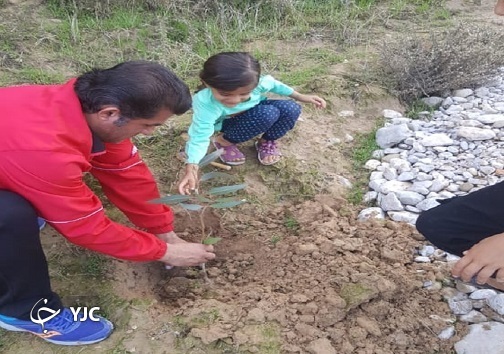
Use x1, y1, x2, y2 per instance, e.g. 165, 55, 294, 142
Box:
378, 22, 504, 103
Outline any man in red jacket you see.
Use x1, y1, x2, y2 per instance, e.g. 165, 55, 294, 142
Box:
0, 61, 215, 345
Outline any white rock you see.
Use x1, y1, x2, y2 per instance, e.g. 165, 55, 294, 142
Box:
457, 126, 497, 141
487, 294, 504, 315
459, 310, 488, 323
438, 326, 455, 340
357, 208, 385, 221
470, 289, 498, 300
382, 109, 403, 119
455, 322, 504, 354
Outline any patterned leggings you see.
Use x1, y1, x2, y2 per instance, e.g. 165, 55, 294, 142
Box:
221, 99, 301, 144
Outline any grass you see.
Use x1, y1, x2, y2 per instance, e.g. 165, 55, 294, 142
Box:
347, 129, 381, 205
405, 99, 435, 119
284, 216, 300, 231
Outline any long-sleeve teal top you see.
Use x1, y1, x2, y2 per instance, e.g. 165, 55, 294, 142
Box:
185, 75, 294, 164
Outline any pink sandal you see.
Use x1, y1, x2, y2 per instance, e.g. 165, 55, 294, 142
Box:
213, 141, 246, 165
255, 140, 282, 166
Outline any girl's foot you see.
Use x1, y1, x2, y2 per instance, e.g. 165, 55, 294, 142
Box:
213, 136, 245, 165
255, 139, 282, 165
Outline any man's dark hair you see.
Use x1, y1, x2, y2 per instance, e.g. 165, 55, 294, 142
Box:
74, 61, 192, 119
199, 52, 261, 92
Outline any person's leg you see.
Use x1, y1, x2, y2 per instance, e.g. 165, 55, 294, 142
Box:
416, 181, 504, 256
0, 190, 113, 345
256, 100, 301, 165
216, 102, 281, 164
0, 190, 62, 319
260, 100, 301, 141
221, 102, 281, 143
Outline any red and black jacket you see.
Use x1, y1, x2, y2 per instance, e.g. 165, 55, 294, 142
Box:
0, 79, 172, 261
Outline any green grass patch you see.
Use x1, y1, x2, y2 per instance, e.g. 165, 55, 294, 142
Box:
278, 66, 328, 87
405, 99, 435, 119
346, 129, 381, 205
15, 67, 66, 84
284, 215, 300, 232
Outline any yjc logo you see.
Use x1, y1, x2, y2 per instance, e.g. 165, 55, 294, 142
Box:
30, 298, 100, 333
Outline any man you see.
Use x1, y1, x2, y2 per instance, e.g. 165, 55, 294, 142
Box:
0, 61, 216, 345
416, 0, 504, 292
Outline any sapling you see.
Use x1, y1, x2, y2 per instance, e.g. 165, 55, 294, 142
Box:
151, 149, 247, 281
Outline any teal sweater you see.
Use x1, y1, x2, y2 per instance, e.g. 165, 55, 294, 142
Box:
185, 75, 294, 164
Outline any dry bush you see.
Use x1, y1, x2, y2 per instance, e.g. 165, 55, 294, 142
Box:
378, 23, 504, 103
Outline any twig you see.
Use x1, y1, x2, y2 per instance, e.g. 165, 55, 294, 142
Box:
322, 204, 338, 218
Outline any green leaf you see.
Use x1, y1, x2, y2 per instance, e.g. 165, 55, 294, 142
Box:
210, 200, 246, 209
215, 196, 242, 203
196, 195, 213, 203
202, 237, 222, 245
150, 195, 191, 205
179, 203, 203, 211
200, 171, 233, 182
199, 149, 223, 168
208, 183, 247, 196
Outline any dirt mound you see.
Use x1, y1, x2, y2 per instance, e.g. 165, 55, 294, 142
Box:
115, 196, 460, 353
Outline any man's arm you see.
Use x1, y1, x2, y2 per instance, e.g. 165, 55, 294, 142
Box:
90, 140, 174, 235
1, 150, 167, 261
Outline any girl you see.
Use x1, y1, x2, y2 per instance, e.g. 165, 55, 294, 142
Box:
178, 51, 326, 195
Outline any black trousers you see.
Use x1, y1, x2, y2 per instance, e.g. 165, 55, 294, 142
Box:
416, 181, 504, 257
0, 190, 62, 320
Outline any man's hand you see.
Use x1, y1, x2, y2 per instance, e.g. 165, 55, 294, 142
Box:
452, 232, 504, 285
160, 242, 216, 267
156, 231, 187, 244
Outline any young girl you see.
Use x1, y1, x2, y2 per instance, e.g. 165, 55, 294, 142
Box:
178, 51, 326, 195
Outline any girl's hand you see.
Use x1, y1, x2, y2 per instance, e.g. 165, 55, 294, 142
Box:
178, 164, 199, 195
291, 92, 327, 109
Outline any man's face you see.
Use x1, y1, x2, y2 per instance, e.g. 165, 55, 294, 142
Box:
87, 107, 172, 143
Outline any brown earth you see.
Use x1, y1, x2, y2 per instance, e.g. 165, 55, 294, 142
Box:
2, 0, 503, 353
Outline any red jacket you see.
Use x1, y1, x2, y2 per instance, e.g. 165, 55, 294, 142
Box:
0, 79, 171, 261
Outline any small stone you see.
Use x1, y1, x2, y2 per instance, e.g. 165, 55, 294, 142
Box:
470, 289, 498, 300
438, 326, 455, 340
448, 299, 473, 315
459, 310, 488, 323
456, 280, 478, 294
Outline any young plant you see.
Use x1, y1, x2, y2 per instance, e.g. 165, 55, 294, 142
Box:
151, 149, 247, 281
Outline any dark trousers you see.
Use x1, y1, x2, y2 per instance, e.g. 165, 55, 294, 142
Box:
222, 99, 301, 144
0, 190, 62, 320
416, 181, 504, 257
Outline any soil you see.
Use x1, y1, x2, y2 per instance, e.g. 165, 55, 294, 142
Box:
2, 0, 502, 353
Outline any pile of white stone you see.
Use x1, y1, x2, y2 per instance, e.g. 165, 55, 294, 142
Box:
357, 75, 504, 352
357, 76, 504, 224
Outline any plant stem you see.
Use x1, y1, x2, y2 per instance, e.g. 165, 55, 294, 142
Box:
199, 206, 210, 283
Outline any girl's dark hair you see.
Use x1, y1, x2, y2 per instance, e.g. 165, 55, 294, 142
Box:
199, 52, 261, 91
74, 60, 192, 119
